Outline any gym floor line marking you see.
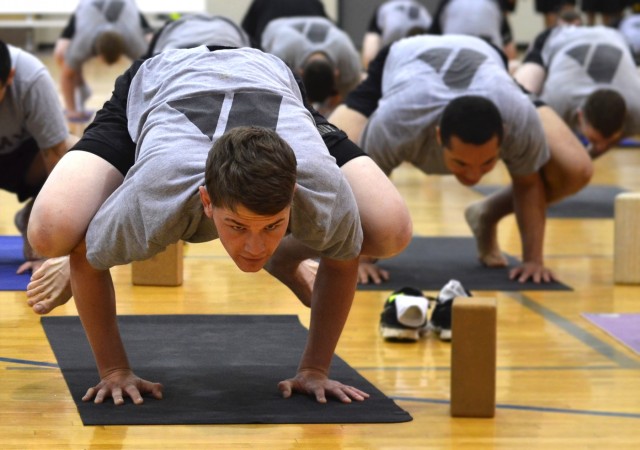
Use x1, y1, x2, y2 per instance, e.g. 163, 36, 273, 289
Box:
392, 396, 640, 419
544, 254, 611, 259
355, 364, 629, 371
506, 292, 640, 368
0, 356, 58, 368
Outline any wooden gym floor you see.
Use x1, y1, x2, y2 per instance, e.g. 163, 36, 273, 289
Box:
1, 54, 639, 449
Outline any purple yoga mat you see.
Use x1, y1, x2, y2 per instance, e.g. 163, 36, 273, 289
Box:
582, 313, 640, 355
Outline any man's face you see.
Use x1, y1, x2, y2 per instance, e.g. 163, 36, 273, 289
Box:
199, 187, 290, 273
579, 120, 624, 156
442, 134, 500, 186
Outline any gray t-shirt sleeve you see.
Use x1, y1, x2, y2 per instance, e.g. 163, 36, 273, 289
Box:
5, 46, 67, 150
21, 71, 68, 149
498, 93, 550, 176
85, 159, 208, 270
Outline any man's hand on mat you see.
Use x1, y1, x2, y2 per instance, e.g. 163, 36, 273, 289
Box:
82, 369, 164, 405
278, 369, 370, 403
509, 261, 555, 284
357, 257, 389, 284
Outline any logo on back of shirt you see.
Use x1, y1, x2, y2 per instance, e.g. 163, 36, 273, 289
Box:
167, 92, 283, 140
291, 22, 330, 44
565, 44, 622, 84
417, 48, 488, 90
92, 0, 125, 23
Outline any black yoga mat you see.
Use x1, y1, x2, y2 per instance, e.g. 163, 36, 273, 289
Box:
357, 237, 572, 292
41, 314, 412, 425
472, 185, 627, 218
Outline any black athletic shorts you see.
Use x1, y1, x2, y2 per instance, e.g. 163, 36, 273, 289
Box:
581, 0, 627, 13
0, 138, 43, 201
535, 0, 576, 13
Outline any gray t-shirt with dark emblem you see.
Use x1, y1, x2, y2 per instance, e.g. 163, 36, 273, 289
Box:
85, 46, 362, 269
0, 45, 67, 156
375, 0, 433, 47
362, 35, 549, 177
261, 16, 362, 96
151, 13, 250, 55
438, 0, 504, 48
65, 0, 148, 70
539, 25, 640, 136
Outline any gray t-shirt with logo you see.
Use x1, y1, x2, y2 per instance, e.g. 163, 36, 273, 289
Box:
0, 45, 67, 156
261, 16, 362, 96
65, 0, 148, 70
362, 35, 549, 177
438, 0, 504, 48
539, 25, 640, 136
85, 46, 362, 269
374, 0, 433, 47
151, 13, 250, 55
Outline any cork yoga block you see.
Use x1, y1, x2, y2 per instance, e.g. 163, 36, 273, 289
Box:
132, 242, 184, 286
450, 297, 497, 418
614, 193, 640, 284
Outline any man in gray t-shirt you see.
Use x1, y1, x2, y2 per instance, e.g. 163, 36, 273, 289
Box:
28, 46, 411, 406
330, 34, 592, 284
361, 0, 432, 69
429, 0, 516, 61
261, 16, 362, 114
0, 41, 74, 281
148, 13, 251, 56
515, 25, 640, 158
53, 0, 151, 122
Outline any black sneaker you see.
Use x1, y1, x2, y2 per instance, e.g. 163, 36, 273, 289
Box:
429, 279, 472, 342
379, 287, 429, 342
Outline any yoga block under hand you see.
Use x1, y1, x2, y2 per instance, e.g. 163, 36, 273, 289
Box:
614, 193, 640, 284
450, 297, 497, 418
132, 242, 183, 286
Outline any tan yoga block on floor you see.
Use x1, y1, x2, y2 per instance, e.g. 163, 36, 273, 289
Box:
614, 193, 640, 284
450, 297, 497, 418
132, 242, 184, 286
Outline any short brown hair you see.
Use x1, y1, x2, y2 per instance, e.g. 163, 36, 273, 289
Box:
205, 126, 297, 215
583, 89, 626, 139
95, 31, 126, 65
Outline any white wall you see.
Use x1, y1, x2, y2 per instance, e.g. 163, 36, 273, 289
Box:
508, 0, 547, 46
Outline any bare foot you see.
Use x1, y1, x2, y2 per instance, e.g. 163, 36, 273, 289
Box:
26, 256, 72, 315
464, 201, 508, 267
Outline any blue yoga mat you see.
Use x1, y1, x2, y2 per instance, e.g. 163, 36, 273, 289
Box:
0, 236, 29, 291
